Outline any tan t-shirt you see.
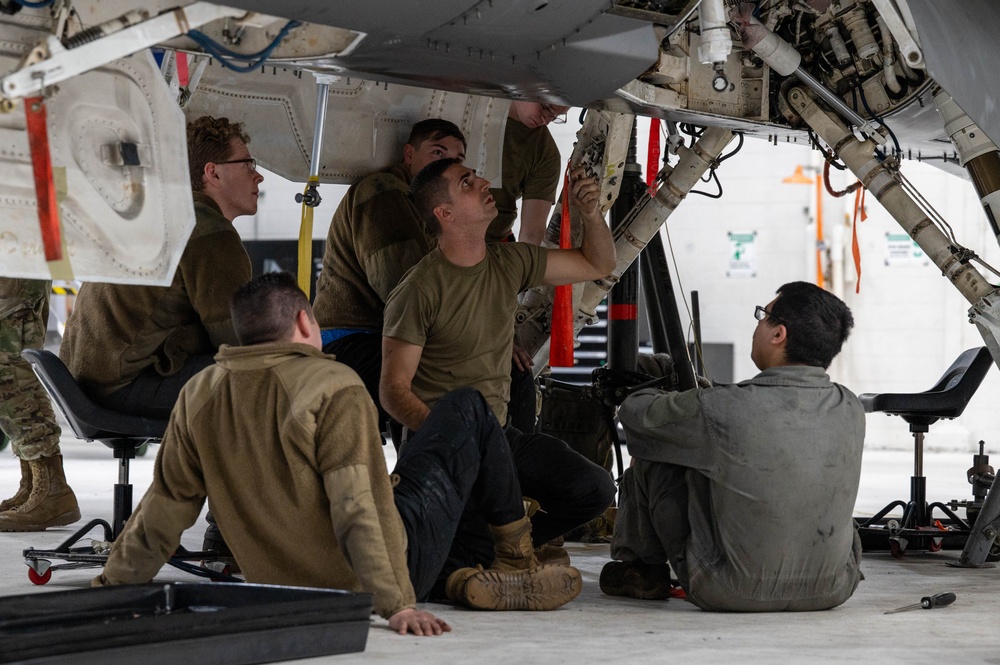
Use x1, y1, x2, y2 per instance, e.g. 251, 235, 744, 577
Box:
383, 243, 547, 423
487, 118, 562, 242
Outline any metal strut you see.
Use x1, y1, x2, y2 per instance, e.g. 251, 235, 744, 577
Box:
295, 74, 337, 295
515, 125, 734, 367
787, 86, 1000, 370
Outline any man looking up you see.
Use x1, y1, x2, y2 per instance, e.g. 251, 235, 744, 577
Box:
96, 272, 583, 628
489, 101, 570, 430
380, 158, 618, 553
312, 119, 466, 425
601, 282, 865, 611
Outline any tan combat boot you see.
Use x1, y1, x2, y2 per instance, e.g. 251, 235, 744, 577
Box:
0, 459, 32, 511
522, 497, 571, 567
444, 516, 583, 611
0, 454, 80, 531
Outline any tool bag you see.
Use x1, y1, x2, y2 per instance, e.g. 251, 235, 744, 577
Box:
538, 378, 614, 473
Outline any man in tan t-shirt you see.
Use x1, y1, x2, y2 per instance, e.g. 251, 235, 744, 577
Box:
487, 101, 569, 245
381, 158, 618, 559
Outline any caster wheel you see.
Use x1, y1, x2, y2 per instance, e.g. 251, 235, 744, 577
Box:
987, 537, 1000, 563
929, 537, 943, 552
28, 567, 52, 585
889, 540, 906, 559
210, 565, 231, 581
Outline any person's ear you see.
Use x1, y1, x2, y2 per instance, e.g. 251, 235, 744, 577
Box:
295, 309, 313, 337
202, 162, 218, 187
770, 323, 788, 346
402, 143, 415, 166
433, 202, 451, 226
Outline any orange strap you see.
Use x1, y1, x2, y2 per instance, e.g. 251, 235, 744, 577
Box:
24, 97, 62, 262
851, 186, 867, 294
646, 118, 661, 194
550, 162, 574, 367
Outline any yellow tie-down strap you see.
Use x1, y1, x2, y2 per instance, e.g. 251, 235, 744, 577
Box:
297, 176, 319, 295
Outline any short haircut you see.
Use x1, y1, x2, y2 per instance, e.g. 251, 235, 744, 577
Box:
230, 272, 313, 346
769, 281, 854, 369
406, 119, 466, 151
409, 157, 462, 236
187, 115, 251, 192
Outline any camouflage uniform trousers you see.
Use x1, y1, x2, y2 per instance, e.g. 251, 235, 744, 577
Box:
0, 279, 61, 461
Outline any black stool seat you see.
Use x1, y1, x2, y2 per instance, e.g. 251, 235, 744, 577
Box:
859, 347, 992, 431
21, 349, 166, 443
17, 350, 228, 585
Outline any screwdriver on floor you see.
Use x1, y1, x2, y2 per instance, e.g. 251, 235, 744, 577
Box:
884, 592, 957, 614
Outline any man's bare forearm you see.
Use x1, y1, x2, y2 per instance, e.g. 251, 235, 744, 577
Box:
381, 382, 431, 431
578, 207, 616, 277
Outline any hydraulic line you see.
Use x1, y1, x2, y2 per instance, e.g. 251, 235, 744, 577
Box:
516, 127, 735, 365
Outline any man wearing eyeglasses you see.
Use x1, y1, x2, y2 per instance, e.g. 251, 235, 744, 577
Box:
61, 115, 257, 555
486, 101, 570, 431
487, 101, 569, 246
601, 281, 865, 612
61, 115, 256, 421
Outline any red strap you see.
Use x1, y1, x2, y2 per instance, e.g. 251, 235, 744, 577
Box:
646, 118, 661, 194
176, 52, 189, 87
24, 97, 62, 262
550, 162, 574, 367
851, 187, 867, 294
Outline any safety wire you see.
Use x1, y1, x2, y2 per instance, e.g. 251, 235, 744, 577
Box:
647, 140, 710, 385
662, 217, 710, 383
896, 167, 1000, 281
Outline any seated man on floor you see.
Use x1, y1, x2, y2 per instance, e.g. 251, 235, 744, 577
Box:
380, 158, 618, 562
601, 281, 865, 611
95, 273, 582, 635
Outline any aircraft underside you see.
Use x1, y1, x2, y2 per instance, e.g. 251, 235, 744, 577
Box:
3, 0, 1000, 367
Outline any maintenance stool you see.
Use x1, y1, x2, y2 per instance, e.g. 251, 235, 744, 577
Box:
20, 349, 221, 584
857, 346, 993, 557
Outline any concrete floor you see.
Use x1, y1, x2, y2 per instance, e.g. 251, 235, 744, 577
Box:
1, 440, 998, 664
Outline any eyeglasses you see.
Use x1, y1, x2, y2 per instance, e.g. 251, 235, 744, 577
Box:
754, 305, 787, 326
215, 158, 258, 172
540, 103, 567, 125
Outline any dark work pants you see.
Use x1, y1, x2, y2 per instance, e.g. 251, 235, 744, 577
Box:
392, 388, 524, 602
97, 354, 216, 420
507, 363, 537, 432
505, 425, 617, 545
322, 332, 389, 427
397, 418, 615, 599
